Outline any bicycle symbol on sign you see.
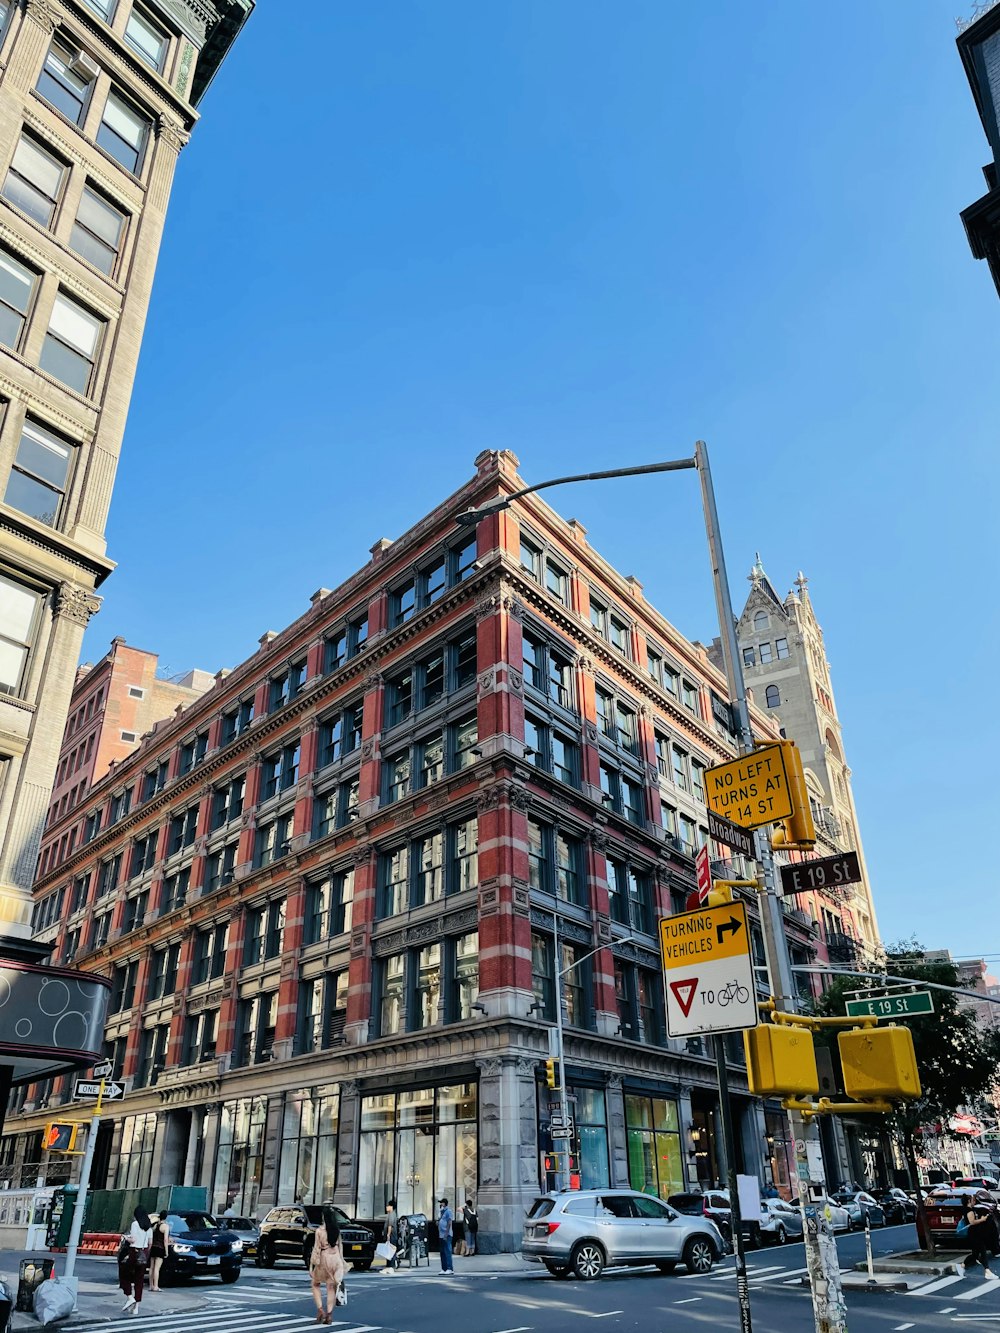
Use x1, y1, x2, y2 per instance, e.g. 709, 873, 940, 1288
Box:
716, 979, 750, 1007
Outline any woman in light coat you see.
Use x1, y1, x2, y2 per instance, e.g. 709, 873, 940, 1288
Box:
309, 1205, 346, 1324
119, 1206, 152, 1315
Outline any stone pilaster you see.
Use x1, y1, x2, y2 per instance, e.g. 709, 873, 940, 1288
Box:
475, 1054, 538, 1253
332, 1079, 360, 1212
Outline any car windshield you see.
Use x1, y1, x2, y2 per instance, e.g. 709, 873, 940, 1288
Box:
526, 1199, 554, 1219
225, 1218, 254, 1229
171, 1213, 215, 1232
303, 1206, 351, 1226
668, 1195, 703, 1214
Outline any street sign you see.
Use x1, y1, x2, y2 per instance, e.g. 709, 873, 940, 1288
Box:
659, 900, 758, 1037
687, 846, 712, 910
551, 1127, 573, 1139
708, 809, 756, 859
704, 745, 794, 830
74, 1079, 124, 1101
844, 992, 934, 1019
780, 851, 862, 896
92, 1060, 113, 1078
549, 1116, 574, 1132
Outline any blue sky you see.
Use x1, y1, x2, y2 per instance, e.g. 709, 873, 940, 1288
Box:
85, 1, 999, 959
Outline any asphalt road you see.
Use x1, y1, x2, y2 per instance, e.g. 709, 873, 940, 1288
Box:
45, 1227, 1000, 1333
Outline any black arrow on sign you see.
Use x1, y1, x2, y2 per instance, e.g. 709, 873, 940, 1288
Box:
716, 916, 743, 944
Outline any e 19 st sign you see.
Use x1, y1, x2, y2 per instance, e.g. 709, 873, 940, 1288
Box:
705, 744, 794, 830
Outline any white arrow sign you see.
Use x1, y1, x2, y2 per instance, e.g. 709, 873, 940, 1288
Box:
74, 1079, 125, 1101
92, 1060, 113, 1078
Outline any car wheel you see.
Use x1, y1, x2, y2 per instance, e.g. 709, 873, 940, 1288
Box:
571, 1242, 605, 1280
353, 1260, 372, 1272
748, 1224, 763, 1251
543, 1260, 570, 1278
774, 1225, 787, 1246
220, 1269, 240, 1284
256, 1237, 276, 1268
683, 1238, 715, 1275
655, 1261, 676, 1274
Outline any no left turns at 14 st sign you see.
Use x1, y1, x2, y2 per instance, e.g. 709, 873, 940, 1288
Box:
659, 900, 759, 1038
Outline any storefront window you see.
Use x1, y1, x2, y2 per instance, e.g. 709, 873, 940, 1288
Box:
214, 1096, 268, 1215
114, 1113, 157, 1189
357, 1083, 477, 1220
537, 1082, 609, 1191
279, 1085, 340, 1203
625, 1094, 683, 1200
765, 1109, 794, 1199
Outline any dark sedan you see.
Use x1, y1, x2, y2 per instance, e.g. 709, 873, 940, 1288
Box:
879, 1189, 916, 1225
159, 1211, 243, 1284
832, 1190, 886, 1230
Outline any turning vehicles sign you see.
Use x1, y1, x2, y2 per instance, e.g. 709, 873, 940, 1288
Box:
659, 900, 759, 1038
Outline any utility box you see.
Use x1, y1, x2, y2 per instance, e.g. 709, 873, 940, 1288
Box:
838, 1025, 921, 1100
745, 1024, 819, 1097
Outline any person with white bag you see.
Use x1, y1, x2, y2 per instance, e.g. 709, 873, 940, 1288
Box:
378, 1199, 400, 1274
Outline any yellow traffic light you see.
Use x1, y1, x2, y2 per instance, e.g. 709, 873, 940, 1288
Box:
43, 1122, 78, 1153
545, 1059, 557, 1089
745, 1024, 820, 1097
770, 741, 816, 849
838, 1026, 921, 1101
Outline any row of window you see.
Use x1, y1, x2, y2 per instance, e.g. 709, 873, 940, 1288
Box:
384, 628, 477, 727
743, 638, 789, 666
382, 715, 478, 804
388, 538, 477, 626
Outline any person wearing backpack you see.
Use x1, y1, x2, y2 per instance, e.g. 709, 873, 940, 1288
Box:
961, 1197, 999, 1279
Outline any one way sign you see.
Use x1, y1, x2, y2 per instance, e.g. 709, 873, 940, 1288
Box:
74, 1079, 125, 1101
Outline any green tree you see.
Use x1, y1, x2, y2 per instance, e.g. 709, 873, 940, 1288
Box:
812, 940, 1000, 1254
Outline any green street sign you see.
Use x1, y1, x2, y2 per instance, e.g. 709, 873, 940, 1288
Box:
845, 991, 934, 1019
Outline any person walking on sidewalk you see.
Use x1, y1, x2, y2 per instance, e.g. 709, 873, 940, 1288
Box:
463, 1199, 479, 1256
437, 1197, 455, 1273
381, 1199, 400, 1275
148, 1213, 170, 1292
962, 1197, 999, 1279
119, 1207, 152, 1315
310, 1206, 346, 1324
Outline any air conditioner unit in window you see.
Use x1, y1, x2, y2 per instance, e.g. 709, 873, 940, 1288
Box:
70, 51, 100, 81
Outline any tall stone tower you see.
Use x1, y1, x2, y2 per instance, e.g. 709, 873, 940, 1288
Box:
0, 0, 251, 949
736, 558, 879, 950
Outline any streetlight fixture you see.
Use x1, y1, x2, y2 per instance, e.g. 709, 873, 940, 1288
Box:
460, 443, 847, 1333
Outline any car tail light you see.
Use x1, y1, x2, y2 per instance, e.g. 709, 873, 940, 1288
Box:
546, 1222, 561, 1234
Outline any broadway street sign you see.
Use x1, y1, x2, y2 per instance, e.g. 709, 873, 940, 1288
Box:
708, 809, 755, 859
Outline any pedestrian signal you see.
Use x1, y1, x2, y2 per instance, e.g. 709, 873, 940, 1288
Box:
43, 1122, 78, 1152
542, 1153, 558, 1173
839, 1026, 921, 1101
545, 1059, 557, 1089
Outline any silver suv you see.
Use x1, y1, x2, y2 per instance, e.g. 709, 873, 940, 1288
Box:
521, 1189, 725, 1280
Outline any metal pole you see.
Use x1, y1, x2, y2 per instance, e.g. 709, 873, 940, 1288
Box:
694, 440, 848, 1333
552, 913, 571, 1191
64, 1079, 103, 1294
715, 1039, 753, 1333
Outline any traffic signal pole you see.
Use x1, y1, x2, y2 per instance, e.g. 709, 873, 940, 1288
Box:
62, 1077, 105, 1309
695, 440, 848, 1333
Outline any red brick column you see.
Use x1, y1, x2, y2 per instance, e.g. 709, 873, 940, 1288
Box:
294, 718, 320, 839
586, 834, 618, 1027
216, 907, 246, 1061
237, 760, 263, 868
636, 704, 659, 828
477, 785, 533, 1003
576, 656, 602, 797
166, 932, 197, 1066
346, 847, 376, 1043
275, 879, 306, 1048
357, 669, 385, 814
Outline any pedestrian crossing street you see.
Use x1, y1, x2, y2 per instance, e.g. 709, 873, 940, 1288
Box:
71, 1307, 382, 1333
705, 1259, 1000, 1303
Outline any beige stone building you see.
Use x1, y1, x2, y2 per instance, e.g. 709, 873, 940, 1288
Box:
733, 557, 879, 954
0, 0, 251, 949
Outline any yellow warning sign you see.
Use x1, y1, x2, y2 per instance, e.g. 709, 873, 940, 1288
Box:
704, 744, 794, 830
659, 900, 752, 967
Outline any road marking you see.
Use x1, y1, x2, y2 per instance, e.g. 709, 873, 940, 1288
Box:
910, 1275, 964, 1296
584, 1312, 623, 1319
893, 1324, 915, 1330
713, 1264, 787, 1282
71, 1317, 323, 1333
956, 1281, 1000, 1302
492, 1326, 533, 1332
674, 1298, 702, 1304
940, 1310, 958, 1315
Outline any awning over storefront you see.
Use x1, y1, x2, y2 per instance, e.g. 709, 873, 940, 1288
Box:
0, 959, 110, 1084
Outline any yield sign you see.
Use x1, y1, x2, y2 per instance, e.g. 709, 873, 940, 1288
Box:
670, 978, 698, 1018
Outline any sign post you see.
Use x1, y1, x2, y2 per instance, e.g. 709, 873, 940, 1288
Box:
63, 1077, 117, 1309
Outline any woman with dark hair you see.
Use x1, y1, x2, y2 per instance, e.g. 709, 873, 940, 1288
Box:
119, 1206, 152, 1314
309, 1206, 345, 1323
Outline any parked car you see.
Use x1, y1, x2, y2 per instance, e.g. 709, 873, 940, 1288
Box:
758, 1198, 805, 1246
668, 1191, 736, 1248
217, 1215, 259, 1258
522, 1189, 726, 1280
255, 1204, 376, 1270
878, 1189, 916, 1225
917, 1188, 998, 1250
791, 1195, 852, 1233
158, 1211, 243, 1284
832, 1190, 886, 1230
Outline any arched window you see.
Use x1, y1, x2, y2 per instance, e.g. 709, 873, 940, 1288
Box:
765, 685, 780, 708
753, 610, 769, 630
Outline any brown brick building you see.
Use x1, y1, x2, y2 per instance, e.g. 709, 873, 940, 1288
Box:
8, 451, 842, 1248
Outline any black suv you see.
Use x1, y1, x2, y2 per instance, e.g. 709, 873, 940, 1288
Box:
159, 1211, 243, 1284
255, 1204, 376, 1270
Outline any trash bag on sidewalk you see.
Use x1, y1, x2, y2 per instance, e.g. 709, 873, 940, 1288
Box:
34, 1278, 74, 1325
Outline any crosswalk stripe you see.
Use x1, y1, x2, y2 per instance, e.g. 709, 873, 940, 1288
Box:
909, 1274, 965, 1296
712, 1264, 787, 1282
955, 1279, 1000, 1301
72, 1319, 320, 1333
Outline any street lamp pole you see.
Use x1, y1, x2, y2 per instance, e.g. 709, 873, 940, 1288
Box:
459, 445, 846, 1332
